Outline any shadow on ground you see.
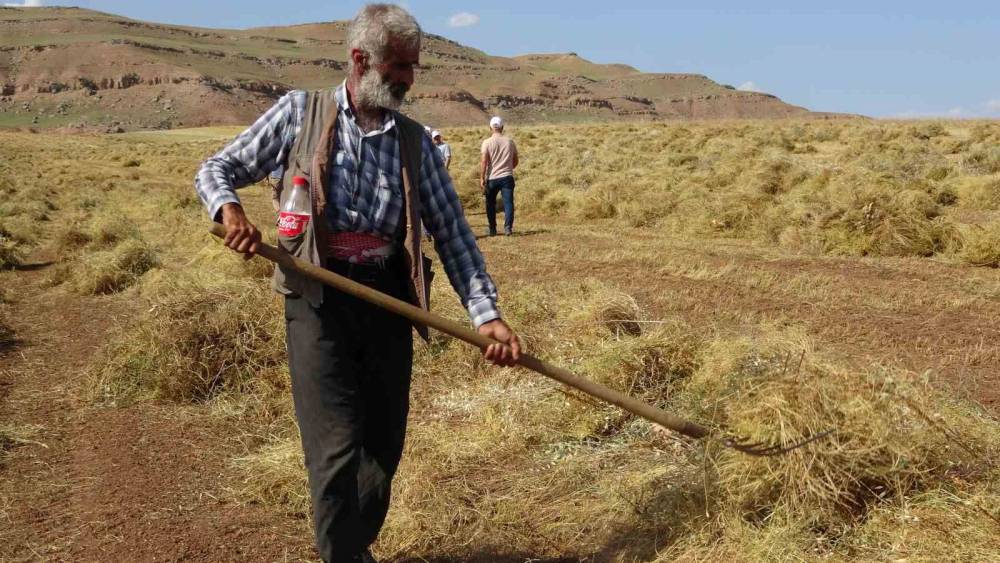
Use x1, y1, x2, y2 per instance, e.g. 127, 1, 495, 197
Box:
474, 229, 550, 241
11, 261, 54, 271
0, 326, 17, 356
397, 557, 580, 563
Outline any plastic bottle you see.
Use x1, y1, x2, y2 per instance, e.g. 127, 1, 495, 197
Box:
277, 176, 311, 237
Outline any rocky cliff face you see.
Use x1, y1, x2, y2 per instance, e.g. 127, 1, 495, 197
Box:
0, 7, 846, 132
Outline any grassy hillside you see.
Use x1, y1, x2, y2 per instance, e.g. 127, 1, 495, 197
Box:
1, 118, 998, 561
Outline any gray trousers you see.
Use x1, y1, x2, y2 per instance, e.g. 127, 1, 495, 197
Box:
285, 270, 413, 563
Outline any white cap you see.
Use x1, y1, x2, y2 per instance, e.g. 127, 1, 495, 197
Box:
431, 130, 442, 139
489, 116, 504, 129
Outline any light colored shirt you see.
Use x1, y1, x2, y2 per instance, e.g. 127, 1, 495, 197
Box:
436, 142, 451, 166
481, 134, 517, 180
194, 83, 501, 328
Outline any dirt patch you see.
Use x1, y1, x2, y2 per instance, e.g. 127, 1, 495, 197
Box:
0, 261, 314, 561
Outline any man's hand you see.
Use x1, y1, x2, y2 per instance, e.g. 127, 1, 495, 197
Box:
220, 203, 262, 260
478, 319, 522, 367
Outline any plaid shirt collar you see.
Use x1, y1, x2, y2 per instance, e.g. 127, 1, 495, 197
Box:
335, 81, 397, 137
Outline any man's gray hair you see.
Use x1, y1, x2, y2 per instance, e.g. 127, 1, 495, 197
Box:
347, 4, 422, 65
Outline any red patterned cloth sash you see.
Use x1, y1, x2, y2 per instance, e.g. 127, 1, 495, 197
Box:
328, 232, 395, 264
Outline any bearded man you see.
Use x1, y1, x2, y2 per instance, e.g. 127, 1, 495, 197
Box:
194, 5, 521, 562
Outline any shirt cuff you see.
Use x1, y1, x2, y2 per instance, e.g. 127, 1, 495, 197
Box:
208, 192, 242, 223
468, 297, 501, 329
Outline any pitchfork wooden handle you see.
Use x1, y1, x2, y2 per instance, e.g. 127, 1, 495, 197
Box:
209, 223, 711, 440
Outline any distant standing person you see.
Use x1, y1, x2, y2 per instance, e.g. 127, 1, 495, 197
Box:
432, 130, 451, 170
480, 116, 518, 236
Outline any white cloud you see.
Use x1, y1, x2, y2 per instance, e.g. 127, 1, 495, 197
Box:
737, 81, 763, 93
448, 12, 480, 28
985, 99, 1000, 113
3, 0, 43, 6
947, 107, 967, 117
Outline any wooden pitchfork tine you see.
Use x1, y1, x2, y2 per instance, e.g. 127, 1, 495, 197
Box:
209, 223, 831, 456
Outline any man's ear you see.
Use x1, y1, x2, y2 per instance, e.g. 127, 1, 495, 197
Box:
350, 48, 368, 72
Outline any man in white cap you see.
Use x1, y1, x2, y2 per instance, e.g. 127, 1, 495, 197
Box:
431, 130, 451, 170
480, 116, 519, 236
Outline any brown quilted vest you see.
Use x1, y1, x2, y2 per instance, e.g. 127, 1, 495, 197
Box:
272, 88, 433, 340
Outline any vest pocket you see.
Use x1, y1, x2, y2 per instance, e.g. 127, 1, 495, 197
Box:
277, 231, 306, 256
272, 230, 310, 299
276, 158, 312, 258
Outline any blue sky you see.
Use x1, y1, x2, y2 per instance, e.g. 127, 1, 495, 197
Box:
17, 1, 1000, 118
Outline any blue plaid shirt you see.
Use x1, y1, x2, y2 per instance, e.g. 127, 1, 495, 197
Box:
195, 83, 501, 327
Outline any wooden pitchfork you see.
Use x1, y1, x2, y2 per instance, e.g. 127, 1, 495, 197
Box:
209, 224, 831, 456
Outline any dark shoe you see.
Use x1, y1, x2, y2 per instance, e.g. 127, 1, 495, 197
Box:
504, 228, 512, 236
351, 550, 378, 563
487, 229, 497, 237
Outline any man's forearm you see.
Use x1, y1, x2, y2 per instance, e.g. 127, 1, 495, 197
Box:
419, 142, 501, 326
194, 90, 303, 221
220, 202, 245, 222
468, 293, 501, 328
196, 158, 243, 222
218, 201, 262, 257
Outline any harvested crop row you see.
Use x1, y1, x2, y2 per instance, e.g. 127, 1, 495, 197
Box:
6, 122, 998, 561
93, 274, 1000, 560
443, 120, 1000, 260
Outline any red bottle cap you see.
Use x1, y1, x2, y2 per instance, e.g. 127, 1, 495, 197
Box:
292, 176, 309, 186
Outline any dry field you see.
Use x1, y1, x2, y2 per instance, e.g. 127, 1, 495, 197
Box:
1, 119, 999, 561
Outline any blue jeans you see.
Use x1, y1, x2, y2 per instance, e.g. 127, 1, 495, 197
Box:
485, 175, 515, 234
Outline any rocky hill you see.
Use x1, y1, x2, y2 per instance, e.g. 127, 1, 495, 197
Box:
0, 6, 846, 132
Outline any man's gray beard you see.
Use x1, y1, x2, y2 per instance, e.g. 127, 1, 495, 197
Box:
355, 69, 406, 111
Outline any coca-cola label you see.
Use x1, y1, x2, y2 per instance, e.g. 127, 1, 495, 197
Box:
277, 212, 310, 237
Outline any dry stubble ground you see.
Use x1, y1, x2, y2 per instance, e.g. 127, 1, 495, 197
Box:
0, 119, 998, 561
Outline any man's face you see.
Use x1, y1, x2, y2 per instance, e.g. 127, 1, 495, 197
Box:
433, 136, 441, 145
377, 41, 419, 97
355, 41, 420, 111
